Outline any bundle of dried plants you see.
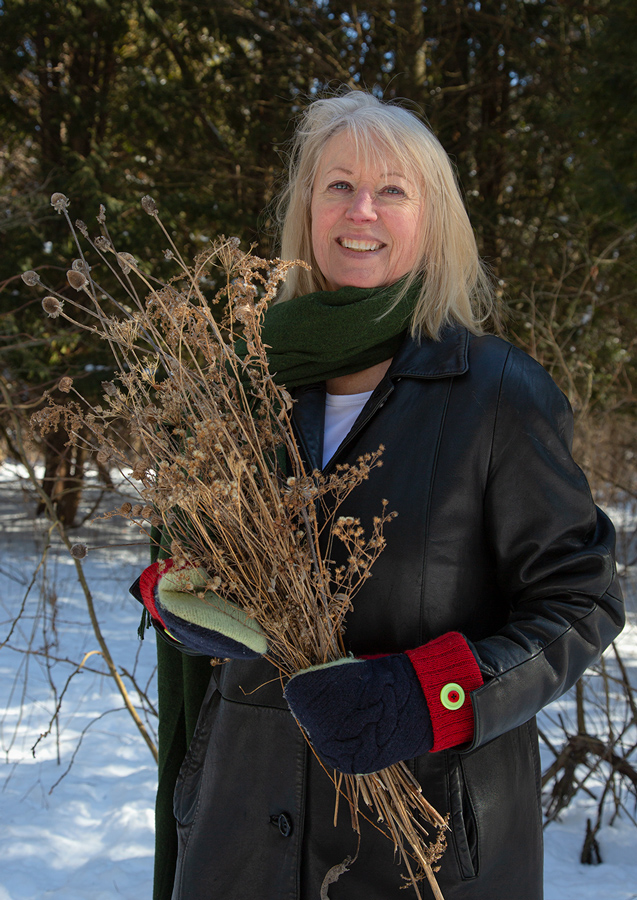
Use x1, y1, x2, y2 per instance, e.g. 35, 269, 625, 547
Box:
26, 193, 448, 899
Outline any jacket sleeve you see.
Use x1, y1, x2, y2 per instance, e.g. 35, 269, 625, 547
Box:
466, 345, 625, 751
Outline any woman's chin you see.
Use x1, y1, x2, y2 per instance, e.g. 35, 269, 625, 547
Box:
327, 274, 393, 291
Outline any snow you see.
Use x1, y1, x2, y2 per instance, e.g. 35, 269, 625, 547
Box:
1, 463, 157, 900
540, 622, 637, 900
1, 462, 636, 899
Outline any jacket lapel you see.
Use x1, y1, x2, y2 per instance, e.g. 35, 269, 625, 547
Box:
291, 383, 325, 472
291, 326, 470, 473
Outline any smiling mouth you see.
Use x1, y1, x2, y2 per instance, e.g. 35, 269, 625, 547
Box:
338, 238, 385, 252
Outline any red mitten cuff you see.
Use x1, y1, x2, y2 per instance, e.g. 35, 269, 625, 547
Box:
405, 632, 483, 752
139, 559, 175, 626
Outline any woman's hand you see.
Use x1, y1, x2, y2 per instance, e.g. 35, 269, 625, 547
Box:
284, 654, 433, 774
130, 559, 268, 659
284, 633, 484, 774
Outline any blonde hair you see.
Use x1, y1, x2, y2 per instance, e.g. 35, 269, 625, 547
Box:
275, 90, 495, 338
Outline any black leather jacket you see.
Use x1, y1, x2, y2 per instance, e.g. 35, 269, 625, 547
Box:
169, 328, 624, 900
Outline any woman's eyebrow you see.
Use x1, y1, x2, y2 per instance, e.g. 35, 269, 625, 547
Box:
324, 167, 412, 181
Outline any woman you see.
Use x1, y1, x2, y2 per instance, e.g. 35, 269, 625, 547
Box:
134, 91, 624, 899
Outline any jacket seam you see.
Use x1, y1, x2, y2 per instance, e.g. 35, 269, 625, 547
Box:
215, 689, 289, 713
476, 599, 606, 685
419, 379, 453, 643
485, 343, 514, 487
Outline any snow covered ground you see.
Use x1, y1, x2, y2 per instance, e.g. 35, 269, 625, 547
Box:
1, 462, 636, 900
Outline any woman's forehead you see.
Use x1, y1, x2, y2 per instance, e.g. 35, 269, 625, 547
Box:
316, 129, 420, 184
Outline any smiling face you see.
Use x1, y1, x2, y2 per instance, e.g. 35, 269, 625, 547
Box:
310, 130, 425, 292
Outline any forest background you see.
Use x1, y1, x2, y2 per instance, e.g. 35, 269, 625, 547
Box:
1, 0, 636, 506
0, 1, 637, 893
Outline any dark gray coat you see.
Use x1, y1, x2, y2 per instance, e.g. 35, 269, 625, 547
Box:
170, 328, 624, 900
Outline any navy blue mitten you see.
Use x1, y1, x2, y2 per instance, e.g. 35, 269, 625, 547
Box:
283, 655, 433, 775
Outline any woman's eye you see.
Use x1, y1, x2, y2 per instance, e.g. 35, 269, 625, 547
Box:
382, 186, 405, 196
328, 181, 351, 191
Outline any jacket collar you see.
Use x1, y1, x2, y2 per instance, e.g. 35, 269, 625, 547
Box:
386, 325, 469, 380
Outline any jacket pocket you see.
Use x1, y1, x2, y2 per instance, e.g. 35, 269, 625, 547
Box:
447, 753, 479, 880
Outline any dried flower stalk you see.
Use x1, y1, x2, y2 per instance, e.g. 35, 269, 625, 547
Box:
29, 195, 449, 897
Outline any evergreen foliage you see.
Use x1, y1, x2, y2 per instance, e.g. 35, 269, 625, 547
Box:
1, 0, 635, 498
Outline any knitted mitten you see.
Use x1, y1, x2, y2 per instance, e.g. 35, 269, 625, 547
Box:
284, 633, 483, 774
130, 559, 267, 659
284, 654, 432, 774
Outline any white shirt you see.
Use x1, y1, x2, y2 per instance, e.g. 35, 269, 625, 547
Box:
322, 390, 373, 469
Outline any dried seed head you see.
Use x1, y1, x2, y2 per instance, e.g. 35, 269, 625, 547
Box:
94, 235, 111, 251
164, 249, 174, 260
96, 449, 110, 464
67, 269, 88, 290
51, 192, 70, 213
21, 270, 40, 286
141, 195, 158, 216
117, 252, 137, 274
70, 542, 88, 559
120, 502, 133, 515
170, 540, 182, 558
97, 204, 106, 224
102, 381, 118, 396
75, 219, 89, 237
59, 377, 73, 393
131, 462, 148, 480
336, 516, 355, 526
72, 258, 91, 276
132, 504, 143, 516
42, 296, 64, 317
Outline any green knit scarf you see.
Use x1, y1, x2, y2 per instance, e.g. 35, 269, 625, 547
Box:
239, 278, 420, 389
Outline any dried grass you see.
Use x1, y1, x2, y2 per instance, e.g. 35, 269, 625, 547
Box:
28, 194, 449, 898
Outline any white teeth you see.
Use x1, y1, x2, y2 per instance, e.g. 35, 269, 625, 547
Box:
340, 239, 382, 252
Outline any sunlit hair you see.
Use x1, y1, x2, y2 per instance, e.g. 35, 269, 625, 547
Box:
275, 90, 495, 338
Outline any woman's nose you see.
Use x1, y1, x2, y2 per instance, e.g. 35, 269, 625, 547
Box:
346, 189, 377, 222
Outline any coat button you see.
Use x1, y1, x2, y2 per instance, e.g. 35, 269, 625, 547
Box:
270, 812, 293, 837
